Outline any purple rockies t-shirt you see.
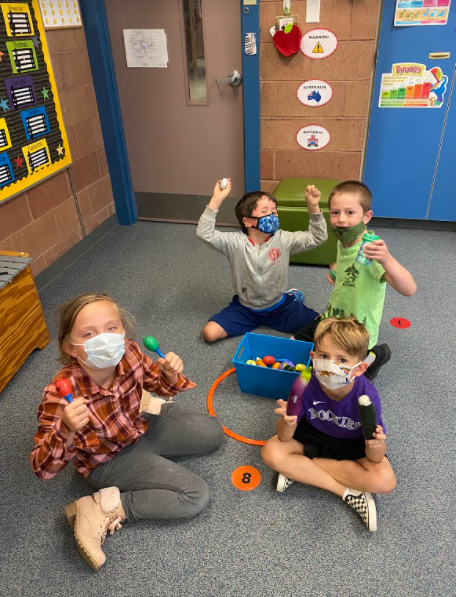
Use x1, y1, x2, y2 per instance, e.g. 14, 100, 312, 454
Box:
297, 374, 384, 440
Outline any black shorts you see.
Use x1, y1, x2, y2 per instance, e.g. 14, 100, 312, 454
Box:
293, 418, 367, 461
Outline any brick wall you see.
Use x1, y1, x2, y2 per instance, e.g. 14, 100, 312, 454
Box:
260, 0, 380, 193
0, 27, 115, 278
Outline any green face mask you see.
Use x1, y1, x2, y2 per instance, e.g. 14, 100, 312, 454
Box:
330, 221, 366, 245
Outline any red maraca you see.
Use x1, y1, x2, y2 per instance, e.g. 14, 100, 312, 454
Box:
56, 378, 73, 403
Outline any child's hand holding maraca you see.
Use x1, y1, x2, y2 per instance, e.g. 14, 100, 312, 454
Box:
62, 397, 91, 433
156, 352, 184, 384
365, 424, 386, 450
361, 238, 390, 266
143, 336, 183, 384
364, 425, 387, 464
274, 399, 298, 426
56, 379, 92, 434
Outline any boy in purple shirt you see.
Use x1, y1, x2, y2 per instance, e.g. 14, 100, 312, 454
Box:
261, 316, 396, 532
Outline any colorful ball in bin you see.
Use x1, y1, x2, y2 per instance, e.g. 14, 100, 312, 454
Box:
281, 360, 295, 369
263, 355, 275, 366
246, 359, 256, 365
271, 362, 281, 369
283, 363, 296, 373
256, 358, 267, 367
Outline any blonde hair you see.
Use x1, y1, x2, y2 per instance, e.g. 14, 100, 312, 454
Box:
57, 293, 136, 365
328, 180, 372, 214
314, 316, 369, 361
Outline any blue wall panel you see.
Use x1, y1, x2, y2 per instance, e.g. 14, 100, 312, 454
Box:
364, 1, 456, 220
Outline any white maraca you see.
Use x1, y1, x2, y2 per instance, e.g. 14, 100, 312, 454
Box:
219, 178, 228, 190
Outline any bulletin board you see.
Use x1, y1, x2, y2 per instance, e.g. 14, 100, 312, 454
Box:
0, 0, 71, 205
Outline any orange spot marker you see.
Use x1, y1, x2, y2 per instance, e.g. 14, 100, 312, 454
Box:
231, 465, 261, 491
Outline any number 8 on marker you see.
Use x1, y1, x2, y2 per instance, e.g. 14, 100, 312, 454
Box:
231, 466, 261, 491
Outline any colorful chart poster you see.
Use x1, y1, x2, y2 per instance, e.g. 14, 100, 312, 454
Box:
296, 125, 331, 150
0, 0, 71, 204
395, 0, 451, 26
378, 63, 448, 107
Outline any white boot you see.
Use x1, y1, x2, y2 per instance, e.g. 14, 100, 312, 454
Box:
65, 487, 125, 571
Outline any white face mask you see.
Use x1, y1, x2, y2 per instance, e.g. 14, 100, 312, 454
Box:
313, 359, 362, 391
72, 332, 125, 370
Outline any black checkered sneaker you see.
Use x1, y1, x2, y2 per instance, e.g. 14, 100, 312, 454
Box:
343, 488, 377, 532
276, 474, 294, 493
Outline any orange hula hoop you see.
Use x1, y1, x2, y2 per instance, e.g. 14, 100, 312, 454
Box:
207, 368, 266, 446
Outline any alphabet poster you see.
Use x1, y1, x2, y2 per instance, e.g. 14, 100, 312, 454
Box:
0, 0, 71, 204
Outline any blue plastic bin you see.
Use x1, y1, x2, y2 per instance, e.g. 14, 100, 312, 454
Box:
232, 333, 313, 400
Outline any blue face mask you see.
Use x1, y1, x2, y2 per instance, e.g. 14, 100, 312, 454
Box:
253, 213, 280, 235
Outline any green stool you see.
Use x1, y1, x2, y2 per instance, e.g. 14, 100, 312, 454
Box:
275, 178, 338, 266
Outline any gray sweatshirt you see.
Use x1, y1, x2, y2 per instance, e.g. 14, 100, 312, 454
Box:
196, 206, 328, 310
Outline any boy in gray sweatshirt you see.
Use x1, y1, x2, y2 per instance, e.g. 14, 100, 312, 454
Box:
196, 179, 327, 343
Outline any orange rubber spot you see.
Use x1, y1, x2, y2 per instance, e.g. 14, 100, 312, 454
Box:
231, 465, 261, 491
207, 368, 266, 446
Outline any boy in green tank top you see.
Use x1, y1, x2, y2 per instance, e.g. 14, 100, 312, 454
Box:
294, 181, 417, 380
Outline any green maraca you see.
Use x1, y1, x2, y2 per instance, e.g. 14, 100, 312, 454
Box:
143, 336, 166, 359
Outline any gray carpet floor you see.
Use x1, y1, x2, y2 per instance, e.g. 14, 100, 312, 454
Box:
1, 220, 454, 596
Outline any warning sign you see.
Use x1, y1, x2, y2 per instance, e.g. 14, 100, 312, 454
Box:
301, 28, 338, 60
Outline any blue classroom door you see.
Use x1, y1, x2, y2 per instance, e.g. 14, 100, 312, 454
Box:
364, 1, 456, 220
427, 64, 456, 221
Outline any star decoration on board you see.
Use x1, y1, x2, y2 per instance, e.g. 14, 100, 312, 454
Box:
56, 144, 65, 157
14, 155, 25, 168
31, 35, 41, 50
0, 98, 10, 111
41, 87, 49, 100
0, 50, 4, 62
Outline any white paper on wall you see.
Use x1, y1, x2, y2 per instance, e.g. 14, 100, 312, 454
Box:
123, 29, 169, 68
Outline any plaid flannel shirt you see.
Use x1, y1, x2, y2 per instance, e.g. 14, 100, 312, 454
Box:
31, 339, 196, 479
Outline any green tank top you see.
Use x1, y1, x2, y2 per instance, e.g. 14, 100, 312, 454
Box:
323, 238, 386, 349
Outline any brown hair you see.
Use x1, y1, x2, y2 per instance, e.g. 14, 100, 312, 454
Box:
57, 293, 136, 365
235, 191, 277, 234
314, 316, 369, 361
328, 180, 372, 213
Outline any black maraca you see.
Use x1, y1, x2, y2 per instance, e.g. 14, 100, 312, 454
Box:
358, 395, 377, 440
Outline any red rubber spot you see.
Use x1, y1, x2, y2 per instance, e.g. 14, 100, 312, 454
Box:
390, 317, 411, 329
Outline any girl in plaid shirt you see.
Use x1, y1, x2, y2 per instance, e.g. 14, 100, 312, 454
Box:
31, 293, 224, 571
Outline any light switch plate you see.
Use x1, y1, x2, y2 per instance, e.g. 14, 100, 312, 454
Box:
306, 0, 321, 23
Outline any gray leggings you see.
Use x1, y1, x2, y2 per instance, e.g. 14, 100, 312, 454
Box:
87, 404, 225, 521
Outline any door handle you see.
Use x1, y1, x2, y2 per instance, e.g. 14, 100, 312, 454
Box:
429, 52, 451, 59
216, 70, 242, 87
